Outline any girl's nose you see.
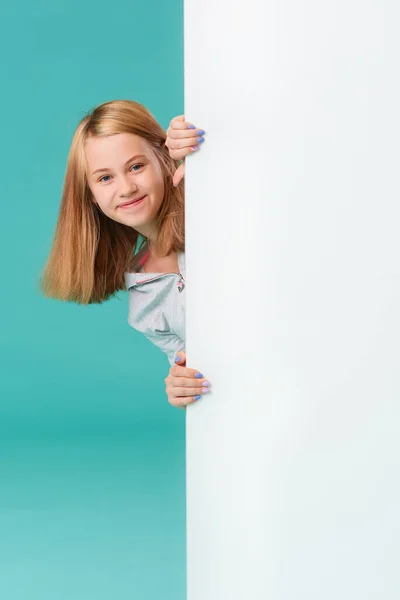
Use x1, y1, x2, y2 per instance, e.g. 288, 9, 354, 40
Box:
119, 174, 137, 197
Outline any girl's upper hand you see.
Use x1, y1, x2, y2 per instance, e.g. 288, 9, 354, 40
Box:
164, 350, 212, 409
165, 115, 206, 187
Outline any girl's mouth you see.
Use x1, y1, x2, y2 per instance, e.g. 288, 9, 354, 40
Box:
119, 195, 147, 209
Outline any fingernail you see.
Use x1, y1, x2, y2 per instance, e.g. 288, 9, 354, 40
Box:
202, 381, 210, 386
191, 146, 200, 151
197, 137, 205, 144
195, 372, 203, 378
188, 125, 196, 129
201, 388, 210, 394
197, 129, 205, 136
174, 356, 181, 362
194, 395, 201, 400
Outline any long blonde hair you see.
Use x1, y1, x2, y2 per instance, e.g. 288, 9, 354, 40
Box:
40, 100, 184, 305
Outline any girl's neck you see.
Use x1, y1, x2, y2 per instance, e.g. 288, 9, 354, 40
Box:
147, 238, 160, 258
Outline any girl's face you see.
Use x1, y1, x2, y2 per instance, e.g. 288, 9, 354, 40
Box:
85, 133, 165, 238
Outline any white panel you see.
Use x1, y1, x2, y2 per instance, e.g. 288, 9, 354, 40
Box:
184, 2, 400, 599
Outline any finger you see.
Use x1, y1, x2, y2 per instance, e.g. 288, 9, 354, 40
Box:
173, 394, 203, 408
168, 395, 188, 409
167, 135, 203, 152
167, 127, 204, 140
174, 351, 186, 366
168, 147, 200, 164
169, 115, 195, 130
169, 114, 185, 124
172, 365, 205, 378
173, 162, 185, 187
165, 117, 190, 148
171, 375, 210, 389
174, 384, 210, 397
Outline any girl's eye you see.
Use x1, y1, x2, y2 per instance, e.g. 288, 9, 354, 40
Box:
98, 164, 143, 183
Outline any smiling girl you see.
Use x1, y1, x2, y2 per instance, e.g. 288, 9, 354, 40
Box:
41, 99, 210, 408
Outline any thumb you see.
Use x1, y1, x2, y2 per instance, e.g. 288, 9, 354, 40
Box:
174, 350, 186, 365
173, 162, 185, 187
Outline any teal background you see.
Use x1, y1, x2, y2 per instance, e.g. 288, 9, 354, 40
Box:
0, 2, 186, 598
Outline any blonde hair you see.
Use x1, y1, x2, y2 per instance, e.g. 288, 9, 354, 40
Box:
40, 100, 184, 305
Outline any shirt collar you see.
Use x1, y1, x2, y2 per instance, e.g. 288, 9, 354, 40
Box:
124, 244, 185, 289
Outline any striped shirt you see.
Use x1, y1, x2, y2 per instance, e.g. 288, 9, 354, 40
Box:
124, 238, 186, 366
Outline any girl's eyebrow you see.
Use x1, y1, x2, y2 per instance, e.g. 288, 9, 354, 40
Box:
92, 154, 147, 175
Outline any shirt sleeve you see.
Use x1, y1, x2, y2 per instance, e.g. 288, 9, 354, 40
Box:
142, 329, 185, 366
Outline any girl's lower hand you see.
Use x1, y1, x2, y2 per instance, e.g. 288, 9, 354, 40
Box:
165, 115, 206, 187
164, 350, 211, 409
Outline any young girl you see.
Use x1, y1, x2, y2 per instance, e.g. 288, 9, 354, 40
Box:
40, 100, 211, 409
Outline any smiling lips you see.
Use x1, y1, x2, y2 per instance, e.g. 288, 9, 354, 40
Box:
119, 195, 146, 208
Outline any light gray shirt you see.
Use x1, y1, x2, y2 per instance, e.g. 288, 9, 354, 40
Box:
124, 239, 186, 366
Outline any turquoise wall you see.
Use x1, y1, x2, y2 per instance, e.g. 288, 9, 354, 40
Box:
0, 2, 186, 598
